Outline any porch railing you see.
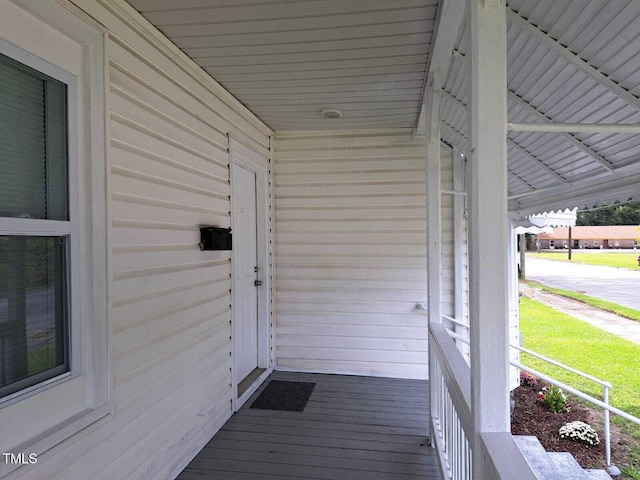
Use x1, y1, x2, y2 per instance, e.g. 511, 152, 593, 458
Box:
429, 323, 472, 480
430, 322, 539, 480
442, 326, 640, 473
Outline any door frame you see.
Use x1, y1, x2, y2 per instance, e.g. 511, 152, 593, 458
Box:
229, 136, 272, 411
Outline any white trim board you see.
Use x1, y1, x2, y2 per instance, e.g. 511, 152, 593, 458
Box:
229, 136, 273, 411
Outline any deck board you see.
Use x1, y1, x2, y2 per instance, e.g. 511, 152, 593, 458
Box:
177, 371, 442, 480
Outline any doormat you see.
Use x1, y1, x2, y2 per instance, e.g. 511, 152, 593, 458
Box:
250, 380, 316, 412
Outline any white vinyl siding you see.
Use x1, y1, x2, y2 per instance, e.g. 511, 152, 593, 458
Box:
274, 130, 446, 380
108, 35, 237, 479
5, 0, 271, 479
106, 43, 269, 480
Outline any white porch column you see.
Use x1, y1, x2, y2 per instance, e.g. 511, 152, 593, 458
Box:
425, 79, 442, 450
426, 79, 442, 324
467, 0, 510, 475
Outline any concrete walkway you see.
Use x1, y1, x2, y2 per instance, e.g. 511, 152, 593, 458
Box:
526, 257, 640, 311
521, 284, 640, 344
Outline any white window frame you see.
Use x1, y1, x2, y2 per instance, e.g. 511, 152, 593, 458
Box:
0, 43, 78, 402
0, 1, 108, 474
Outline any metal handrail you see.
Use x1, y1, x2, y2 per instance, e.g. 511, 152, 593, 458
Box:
509, 344, 624, 466
512, 361, 640, 466
511, 344, 612, 388
511, 343, 615, 466
444, 327, 640, 467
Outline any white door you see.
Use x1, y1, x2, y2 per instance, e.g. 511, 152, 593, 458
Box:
233, 164, 259, 383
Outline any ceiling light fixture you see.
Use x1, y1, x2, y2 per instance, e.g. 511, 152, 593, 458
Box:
321, 108, 342, 119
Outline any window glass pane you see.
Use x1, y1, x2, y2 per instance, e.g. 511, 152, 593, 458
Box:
0, 53, 68, 221
0, 236, 68, 398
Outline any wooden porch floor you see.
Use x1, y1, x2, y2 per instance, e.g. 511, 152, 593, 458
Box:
177, 371, 441, 480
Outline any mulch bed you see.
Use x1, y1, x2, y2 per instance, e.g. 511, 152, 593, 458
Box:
511, 381, 608, 469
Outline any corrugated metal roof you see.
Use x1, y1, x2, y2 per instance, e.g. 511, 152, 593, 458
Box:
441, 0, 640, 215
539, 225, 640, 240
126, 0, 640, 215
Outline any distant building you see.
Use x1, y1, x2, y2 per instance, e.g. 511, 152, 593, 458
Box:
536, 225, 640, 249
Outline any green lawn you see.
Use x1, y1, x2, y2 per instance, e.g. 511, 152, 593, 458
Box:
526, 251, 640, 270
28, 346, 57, 375
519, 297, 640, 418
520, 297, 640, 476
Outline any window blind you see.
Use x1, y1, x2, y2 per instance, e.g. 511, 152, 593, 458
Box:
0, 52, 69, 398
0, 54, 67, 221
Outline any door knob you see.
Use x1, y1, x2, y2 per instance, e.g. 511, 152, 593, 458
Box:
254, 280, 263, 286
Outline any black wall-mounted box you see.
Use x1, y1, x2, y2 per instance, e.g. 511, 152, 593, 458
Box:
199, 226, 232, 251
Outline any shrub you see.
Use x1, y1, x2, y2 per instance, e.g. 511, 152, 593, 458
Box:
538, 385, 568, 413
520, 371, 538, 387
559, 421, 600, 446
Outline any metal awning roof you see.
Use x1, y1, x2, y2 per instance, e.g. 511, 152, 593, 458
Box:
440, 0, 640, 215
512, 208, 576, 233
126, 0, 640, 215
528, 208, 577, 228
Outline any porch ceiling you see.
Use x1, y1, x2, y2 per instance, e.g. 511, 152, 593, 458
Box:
126, 0, 640, 215
127, 0, 438, 130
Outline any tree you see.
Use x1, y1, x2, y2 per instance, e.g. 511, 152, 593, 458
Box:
576, 201, 640, 226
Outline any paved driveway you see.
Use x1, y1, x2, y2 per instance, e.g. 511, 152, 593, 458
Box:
526, 256, 640, 311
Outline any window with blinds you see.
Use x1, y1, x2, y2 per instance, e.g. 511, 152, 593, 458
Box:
0, 52, 70, 399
